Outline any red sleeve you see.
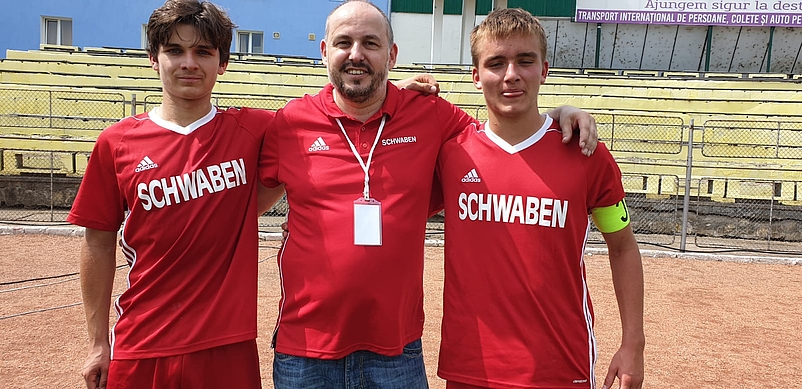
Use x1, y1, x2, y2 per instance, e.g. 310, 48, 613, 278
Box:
428, 172, 444, 217
258, 108, 281, 188
436, 97, 479, 144
66, 128, 126, 231
584, 141, 626, 212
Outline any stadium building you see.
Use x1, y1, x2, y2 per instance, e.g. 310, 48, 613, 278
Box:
3, 0, 801, 72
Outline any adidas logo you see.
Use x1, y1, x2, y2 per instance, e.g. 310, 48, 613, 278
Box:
308, 137, 330, 152
461, 168, 481, 183
135, 156, 159, 173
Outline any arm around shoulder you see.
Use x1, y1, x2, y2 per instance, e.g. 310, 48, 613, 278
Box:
545, 106, 598, 156
393, 73, 439, 95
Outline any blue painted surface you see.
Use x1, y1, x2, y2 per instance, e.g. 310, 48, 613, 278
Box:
0, 0, 390, 59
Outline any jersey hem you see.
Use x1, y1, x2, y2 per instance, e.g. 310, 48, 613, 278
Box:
67, 214, 121, 232
438, 371, 592, 389
111, 331, 256, 360
275, 331, 423, 359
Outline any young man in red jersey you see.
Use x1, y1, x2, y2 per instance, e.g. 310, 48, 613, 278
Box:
260, 1, 600, 387
70, 0, 462, 386
69, 1, 286, 388
436, 8, 645, 389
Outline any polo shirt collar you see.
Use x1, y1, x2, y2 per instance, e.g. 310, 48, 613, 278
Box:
319, 81, 400, 122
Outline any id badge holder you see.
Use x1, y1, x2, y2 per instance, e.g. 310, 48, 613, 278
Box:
354, 198, 382, 246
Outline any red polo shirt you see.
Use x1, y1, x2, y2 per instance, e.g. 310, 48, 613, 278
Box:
260, 82, 475, 358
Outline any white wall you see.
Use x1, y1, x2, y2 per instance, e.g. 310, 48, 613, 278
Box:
392, 12, 480, 65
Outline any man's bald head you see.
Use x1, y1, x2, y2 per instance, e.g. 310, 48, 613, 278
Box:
325, 0, 393, 45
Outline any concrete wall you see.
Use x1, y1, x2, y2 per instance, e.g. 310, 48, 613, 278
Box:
392, 14, 802, 73
673, 26, 708, 71
0, 176, 80, 208
769, 27, 802, 73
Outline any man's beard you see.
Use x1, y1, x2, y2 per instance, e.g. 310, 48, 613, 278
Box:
330, 62, 387, 104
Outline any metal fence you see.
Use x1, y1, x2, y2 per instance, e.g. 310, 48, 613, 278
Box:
0, 146, 290, 228
2, 89, 802, 254
142, 95, 288, 112
702, 120, 802, 159
0, 90, 292, 227
0, 88, 127, 130
588, 116, 802, 255
0, 88, 290, 131
690, 120, 802, 253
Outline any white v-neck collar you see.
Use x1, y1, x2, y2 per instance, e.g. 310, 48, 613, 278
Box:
481, 114, 554, 154
148, 106, 217, 135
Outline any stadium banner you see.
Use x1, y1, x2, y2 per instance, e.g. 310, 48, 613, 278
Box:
575, 0, 802, 27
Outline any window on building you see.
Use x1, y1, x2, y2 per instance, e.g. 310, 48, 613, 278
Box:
237, 31, 264, 54
141, 24, 148, 50
42, 16, 72, 46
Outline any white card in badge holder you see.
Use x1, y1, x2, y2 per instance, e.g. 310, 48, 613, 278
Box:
354, 198, 382, 246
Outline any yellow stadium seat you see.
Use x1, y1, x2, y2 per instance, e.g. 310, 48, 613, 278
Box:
583, 68, 621, 77
548, 68, 582, 76
3, 48, 802, 202
748, 73, 789, 80
662, 71, 700, 78
704, 72, 743, 79
622, 70, 661, 77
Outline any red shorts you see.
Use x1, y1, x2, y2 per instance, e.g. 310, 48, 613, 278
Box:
446, 381, 490, 389
107, 340, 261, 389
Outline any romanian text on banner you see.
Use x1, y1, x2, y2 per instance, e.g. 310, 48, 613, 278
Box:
575, 0, 802, 27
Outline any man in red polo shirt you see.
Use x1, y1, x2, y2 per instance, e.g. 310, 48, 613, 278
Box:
260, 1, 599, 387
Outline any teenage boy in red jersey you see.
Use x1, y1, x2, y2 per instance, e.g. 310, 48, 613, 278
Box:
436, 8, 645, 389
68, 1, 287, 388
69, 0, 462, 386
260, 1, 600, 387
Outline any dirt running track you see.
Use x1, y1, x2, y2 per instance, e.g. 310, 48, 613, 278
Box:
1, 234, 800, 388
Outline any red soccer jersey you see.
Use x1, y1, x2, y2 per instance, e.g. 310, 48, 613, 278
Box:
436, 116, 625, 388
68, 107, 272, 360
259, 83, 475, 358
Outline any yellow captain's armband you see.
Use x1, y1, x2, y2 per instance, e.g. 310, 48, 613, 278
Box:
591, 199, 630, 233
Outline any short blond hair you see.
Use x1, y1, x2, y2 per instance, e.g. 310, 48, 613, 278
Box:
470, 8, 547, 67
